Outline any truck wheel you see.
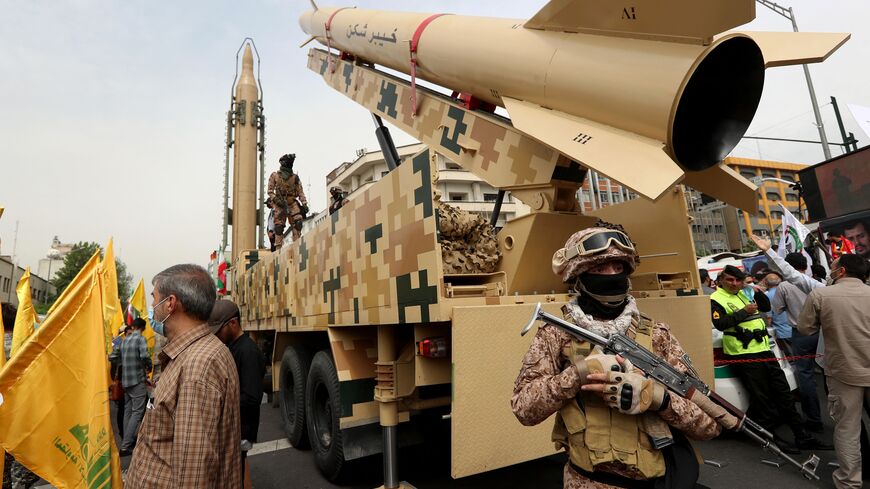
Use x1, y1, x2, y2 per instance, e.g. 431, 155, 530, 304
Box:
306, 350, 346, 481
279, 345, 311, 448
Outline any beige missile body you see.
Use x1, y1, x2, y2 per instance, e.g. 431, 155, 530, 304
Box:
231, 43, 259, 262
300, 1, 848, 200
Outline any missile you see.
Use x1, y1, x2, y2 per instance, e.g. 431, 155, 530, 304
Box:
299, 1, 848, 200
231, 43, 260, 261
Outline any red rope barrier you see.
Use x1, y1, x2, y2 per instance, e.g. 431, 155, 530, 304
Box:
715, 354, 821, 365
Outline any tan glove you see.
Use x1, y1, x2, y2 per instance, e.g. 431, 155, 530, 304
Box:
573, 346, 633, 384
601, 370, 667, 415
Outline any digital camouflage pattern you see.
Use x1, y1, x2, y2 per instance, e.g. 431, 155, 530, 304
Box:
236, 147, 444, 332
306, 48, 587, 193
439, 202, 501, 274
552, 226, 641, 284
512, 310, 721, 488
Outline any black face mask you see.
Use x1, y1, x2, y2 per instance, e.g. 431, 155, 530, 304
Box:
575, 271, 631, 319
579, 271, 630, 297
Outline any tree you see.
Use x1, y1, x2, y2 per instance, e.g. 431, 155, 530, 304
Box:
115, 257, 133, 303
49, 241, 133, 305
51, 241, 101, 297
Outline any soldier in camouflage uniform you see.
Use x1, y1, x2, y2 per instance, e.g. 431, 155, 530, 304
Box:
267, 154, 308, 247
512, 223, 721, 489
3, 453, 39, 489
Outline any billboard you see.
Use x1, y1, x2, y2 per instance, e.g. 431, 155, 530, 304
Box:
799, 146, 870, 222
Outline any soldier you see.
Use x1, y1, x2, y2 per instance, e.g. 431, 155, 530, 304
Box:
328, 186, 348, 215
267, 153, 308, 246
512, 224, 721, 489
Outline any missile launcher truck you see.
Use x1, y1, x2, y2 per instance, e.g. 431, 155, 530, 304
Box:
226, 1, 848, 484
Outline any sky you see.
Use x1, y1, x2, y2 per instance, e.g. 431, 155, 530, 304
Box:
1, 0, 868, 297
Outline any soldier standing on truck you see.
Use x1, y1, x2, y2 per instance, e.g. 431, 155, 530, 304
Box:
267, 153, 308, 247
512, 223, 722, 489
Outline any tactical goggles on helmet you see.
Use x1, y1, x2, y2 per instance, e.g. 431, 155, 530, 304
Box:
564, 230, 635, 260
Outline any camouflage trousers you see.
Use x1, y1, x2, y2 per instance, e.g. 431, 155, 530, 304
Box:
273, 201, 304, 246
3, 453, 39, 489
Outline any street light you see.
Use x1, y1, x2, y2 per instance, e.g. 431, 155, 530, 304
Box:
755, 0, 833, 160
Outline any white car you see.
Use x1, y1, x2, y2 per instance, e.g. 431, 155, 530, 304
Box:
711, 328, 798, 412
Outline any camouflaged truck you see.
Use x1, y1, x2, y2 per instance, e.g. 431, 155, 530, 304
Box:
229, 48, 759, 483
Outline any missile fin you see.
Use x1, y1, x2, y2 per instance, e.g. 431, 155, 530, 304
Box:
524, 0, 755, 43
681, 163, 759, 214
729, 32, 850, 68
502, 97, 683, 201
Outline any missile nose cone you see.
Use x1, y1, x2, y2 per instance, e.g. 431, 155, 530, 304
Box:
242, 43, 254, 72
299, 10, 315, 36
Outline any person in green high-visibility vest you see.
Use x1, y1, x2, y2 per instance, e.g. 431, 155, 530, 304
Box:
711, 264, 832, 454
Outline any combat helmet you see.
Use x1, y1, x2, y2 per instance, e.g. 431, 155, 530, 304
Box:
552, 222, 640, 284
279, 153, 296, 168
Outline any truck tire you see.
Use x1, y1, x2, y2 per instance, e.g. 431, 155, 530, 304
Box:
279, 345, 311, 448
306, 350, 346, 481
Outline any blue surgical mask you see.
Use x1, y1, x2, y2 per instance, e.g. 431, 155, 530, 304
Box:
149, 297, 171, 337
742, 286, 756, 301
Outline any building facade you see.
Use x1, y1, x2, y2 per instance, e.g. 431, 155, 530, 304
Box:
0, 256, 55, 308
727, 157, 805, 242
37, 236, 74, 282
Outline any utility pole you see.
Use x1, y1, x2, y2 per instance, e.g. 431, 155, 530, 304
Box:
830, 96, 859, 153
756, 0, 832, 160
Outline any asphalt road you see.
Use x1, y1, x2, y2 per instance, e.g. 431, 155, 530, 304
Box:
245, 395, 842, 489
97, 377, 848, 489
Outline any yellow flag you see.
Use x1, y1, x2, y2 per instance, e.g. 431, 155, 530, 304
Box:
47, 252, 101, 318
128, 278, 155, 356
10, 268, 39, 357
99, 239, 124, 354
0, 261, 123, 488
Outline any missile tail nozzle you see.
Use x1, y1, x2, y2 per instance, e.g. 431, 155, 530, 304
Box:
671, 36, 764, 172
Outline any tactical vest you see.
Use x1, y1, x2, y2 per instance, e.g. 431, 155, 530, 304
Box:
710, 288, 769, 355
551, 314, 668, 479
274, 173, 300, 201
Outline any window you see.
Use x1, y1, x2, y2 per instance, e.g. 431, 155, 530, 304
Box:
780, 172, 795, 181
757, 210, 767, 218
762, 171, 776, 179
785, 193, 799, 202
771, 210, 784, 221
446, 162, 462, 170
766, 191, 780, 202
449, 193, 467, 201
483, 193, 499, 202
740, 169, 756, 179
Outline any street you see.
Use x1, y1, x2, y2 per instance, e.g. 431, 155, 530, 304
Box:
240, 393, 843, 489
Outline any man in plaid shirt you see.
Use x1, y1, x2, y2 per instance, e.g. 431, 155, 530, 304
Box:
126, 264, 241, 489
109, 317, 152, 456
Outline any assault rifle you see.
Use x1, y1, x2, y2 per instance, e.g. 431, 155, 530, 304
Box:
521, 303, 821, 480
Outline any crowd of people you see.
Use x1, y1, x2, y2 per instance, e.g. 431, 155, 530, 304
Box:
699, 233, 870, 489
107, 264, 266, 489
